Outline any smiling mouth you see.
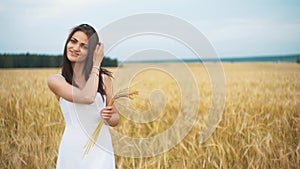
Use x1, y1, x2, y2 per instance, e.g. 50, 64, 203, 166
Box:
69, 50, 79, 57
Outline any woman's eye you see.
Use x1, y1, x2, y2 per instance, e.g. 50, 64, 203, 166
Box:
82, 45, 88, 50
70, 38, 77, 44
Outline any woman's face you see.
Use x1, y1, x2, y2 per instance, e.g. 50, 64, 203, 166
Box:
66, 31, 89, 63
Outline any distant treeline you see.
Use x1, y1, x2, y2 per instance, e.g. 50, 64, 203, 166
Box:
124, 54, 300, 63
183, 54, 300, 63
0, 53, 118, 68
219, 54, 300, 63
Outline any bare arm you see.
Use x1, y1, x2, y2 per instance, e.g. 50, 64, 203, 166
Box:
101, 74, 119, 127
47, 43, 103, 104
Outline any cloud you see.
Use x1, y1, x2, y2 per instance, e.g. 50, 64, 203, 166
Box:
1, 0, 300, 56
201, 17, 300, 56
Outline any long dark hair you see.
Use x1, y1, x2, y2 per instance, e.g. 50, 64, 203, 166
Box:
61, 24, 112, 98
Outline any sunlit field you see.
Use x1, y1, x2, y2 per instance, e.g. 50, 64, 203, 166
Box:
0, 63, 299, 169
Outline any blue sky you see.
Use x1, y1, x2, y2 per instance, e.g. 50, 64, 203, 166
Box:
0, 0, 300, 60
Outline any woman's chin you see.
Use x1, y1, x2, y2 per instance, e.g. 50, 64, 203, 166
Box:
67, 54, 87, 64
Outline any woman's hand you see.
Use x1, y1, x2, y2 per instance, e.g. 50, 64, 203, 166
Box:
93, 42, 104, 67
100, 105, 119, 127
101, 106, 113, 121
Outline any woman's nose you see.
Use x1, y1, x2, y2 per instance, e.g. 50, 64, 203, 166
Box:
73, 43, 80, 51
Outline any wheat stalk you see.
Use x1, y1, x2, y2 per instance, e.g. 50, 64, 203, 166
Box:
83, 88, 138, 157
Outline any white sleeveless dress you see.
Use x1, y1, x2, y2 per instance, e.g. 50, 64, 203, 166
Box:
56, 85, 115, 168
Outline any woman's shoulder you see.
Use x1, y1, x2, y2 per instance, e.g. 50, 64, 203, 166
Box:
47, 74, 66, 91
102, 73, 112, 84
102, 73, 111, 79
101, 68, 113, 77
48, 74, 65, 82
47, 74, 65, 101
52, 74, 65, 78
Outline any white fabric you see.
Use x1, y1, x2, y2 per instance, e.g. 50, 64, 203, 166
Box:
56, 92, 115, 169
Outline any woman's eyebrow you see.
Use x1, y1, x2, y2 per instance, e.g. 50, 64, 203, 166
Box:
71, 37, 78, 42
71, 37, 88, 46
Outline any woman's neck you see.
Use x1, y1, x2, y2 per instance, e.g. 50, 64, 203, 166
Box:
72, 62, 86, 88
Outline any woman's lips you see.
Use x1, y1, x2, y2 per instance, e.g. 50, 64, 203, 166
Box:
69, 50, 79, 57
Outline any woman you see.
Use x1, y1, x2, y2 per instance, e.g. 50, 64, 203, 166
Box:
48, 24, 119, 169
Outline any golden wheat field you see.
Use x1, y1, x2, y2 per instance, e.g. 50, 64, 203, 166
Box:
0, 63, 299, 169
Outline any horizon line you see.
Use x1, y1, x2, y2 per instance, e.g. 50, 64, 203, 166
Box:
1, 52, 299, 63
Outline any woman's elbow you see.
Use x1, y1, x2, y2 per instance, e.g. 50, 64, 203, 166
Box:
79, 95, 96, 104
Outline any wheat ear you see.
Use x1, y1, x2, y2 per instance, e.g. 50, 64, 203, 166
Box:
83, 89, 138, 157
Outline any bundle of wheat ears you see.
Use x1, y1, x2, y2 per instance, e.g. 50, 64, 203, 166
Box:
83, 88, 138, 157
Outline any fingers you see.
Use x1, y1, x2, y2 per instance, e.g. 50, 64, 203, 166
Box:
93, 42, 100, 53
105, 106, 113, 110
93, 42, 104, 65
101, 106, 114, 121
98, 42, 103, 50
94, 42, 103, 54
96, 42, 103, 52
